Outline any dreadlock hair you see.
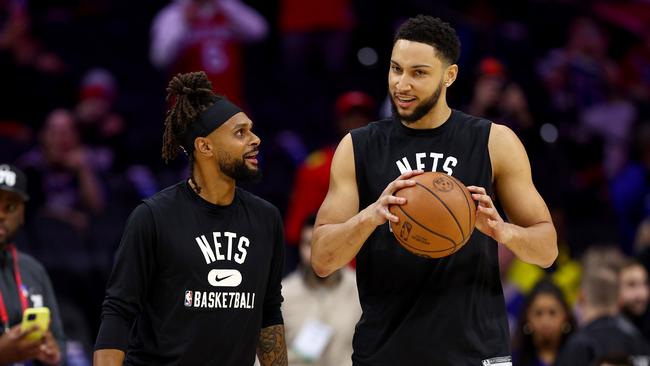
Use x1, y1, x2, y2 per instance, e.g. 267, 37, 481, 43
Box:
162, 71, 216, 194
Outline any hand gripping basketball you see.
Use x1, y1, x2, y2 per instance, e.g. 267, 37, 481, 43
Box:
467, 185, 513, 244
367, 170, 423, 226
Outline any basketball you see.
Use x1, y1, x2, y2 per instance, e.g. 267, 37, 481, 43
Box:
389, 172, 476, 259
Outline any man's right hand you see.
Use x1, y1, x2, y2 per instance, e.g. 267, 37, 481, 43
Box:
0, 324, 45, 364
364, 170, 423, 226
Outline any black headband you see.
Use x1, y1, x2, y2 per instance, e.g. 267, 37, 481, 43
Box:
181, 98, 242, 151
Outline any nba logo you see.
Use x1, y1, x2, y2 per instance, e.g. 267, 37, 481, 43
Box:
184, 291, 193, 307
400, 221, 412, 241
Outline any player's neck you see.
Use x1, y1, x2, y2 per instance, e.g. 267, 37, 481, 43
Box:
191, 163, 236, 206
402, 101, 452, 130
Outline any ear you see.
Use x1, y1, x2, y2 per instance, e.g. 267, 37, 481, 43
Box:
444, 64, 458, 87
194, 137, 213, 158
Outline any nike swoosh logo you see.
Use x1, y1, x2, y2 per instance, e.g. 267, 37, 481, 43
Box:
207, 269, 242, 287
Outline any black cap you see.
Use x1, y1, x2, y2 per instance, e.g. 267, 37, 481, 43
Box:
0, 164, 29, 201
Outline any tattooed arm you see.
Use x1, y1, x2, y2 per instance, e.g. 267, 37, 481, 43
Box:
256, 324, 288, 366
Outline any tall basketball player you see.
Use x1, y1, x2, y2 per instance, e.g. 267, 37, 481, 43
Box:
311, 15, 557, 365
93, 72, 287, 366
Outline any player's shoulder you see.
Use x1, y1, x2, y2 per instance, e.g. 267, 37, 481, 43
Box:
236, 188, 281, 217
452, 109, 493, 130
487, 122, 520, 148
142, 181, 186, 210
16, 251, 48, 278
352, 118, 393, 136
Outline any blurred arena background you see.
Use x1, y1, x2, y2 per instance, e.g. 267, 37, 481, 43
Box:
2, 0, 650, 364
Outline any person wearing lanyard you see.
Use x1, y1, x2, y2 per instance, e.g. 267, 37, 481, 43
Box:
0, 164, 64, 365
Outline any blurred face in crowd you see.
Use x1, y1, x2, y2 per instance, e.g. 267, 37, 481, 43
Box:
619, 264, 649, 317
0, 191, 25, 246
527, 293, 568, 346
388, 40, 455, 124
568, 18, 607, 56
41, 109, 80, 164
201, 112, 261, 182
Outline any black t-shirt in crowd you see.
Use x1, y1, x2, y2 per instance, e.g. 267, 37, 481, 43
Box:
556, 315, 650, 366
95, 181, 285, 366
350, 110, 510, 366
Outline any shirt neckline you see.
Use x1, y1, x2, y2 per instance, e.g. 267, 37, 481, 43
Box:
182, 180, 238, 213
395, 109, 457, 137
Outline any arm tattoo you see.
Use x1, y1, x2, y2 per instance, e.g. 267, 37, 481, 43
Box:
256, 324, 288, 366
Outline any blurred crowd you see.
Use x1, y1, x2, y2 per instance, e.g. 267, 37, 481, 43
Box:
2, 0, 650, 364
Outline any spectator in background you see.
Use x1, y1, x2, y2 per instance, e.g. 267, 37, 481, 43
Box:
279, 0, 354, 78
537, 17, 619, 122
284, 91, 375, 252
556, 268, 650, 366
19, 108, 105, 229
0, 164, 64, 365
75, 68, 125, 174
466, 57, 534, 138
618, 259, 650, 340
513, 279, 575, 366
581, 244, 626, 276
150, 0, 268, 107
17, 108, 106, 342
282, 214, 360, 366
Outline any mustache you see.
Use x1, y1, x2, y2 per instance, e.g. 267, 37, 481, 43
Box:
243, 147, 260, 157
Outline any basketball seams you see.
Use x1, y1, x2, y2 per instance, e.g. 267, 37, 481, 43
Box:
391, 223, 456, 255
414, 181, 466, 243
394, 232, 455, 257
395, 206, 458, 252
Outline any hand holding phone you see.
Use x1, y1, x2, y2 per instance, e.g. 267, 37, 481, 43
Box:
20, 307, 50, 342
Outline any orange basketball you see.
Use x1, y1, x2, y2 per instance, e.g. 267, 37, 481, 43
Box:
389, 172, 476, 259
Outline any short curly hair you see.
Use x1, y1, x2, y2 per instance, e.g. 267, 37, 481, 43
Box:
394, 15, 461, 65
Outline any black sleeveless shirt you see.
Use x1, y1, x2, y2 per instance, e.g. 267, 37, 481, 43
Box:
350, 110, 510, 366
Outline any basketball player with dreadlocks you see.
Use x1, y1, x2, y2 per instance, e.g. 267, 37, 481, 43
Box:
93, 71, 288, 366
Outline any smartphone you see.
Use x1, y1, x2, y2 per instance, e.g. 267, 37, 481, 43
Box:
20, 307, 50, 341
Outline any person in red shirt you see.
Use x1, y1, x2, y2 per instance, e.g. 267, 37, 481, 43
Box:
284, 91, 375, 250
150, 0, 268, 107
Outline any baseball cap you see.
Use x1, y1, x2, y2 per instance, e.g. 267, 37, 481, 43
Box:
478, 57, 505, 77
335, 91, 375, 119
0, 164, 29, 201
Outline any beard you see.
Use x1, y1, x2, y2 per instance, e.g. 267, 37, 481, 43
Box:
218, 150, 262, 183
391, 78, 444, 124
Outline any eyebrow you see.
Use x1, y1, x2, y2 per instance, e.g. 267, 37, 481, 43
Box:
390, 60, 432, 69
232, 121, 253, 130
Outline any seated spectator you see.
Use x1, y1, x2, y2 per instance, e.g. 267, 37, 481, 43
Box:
556, 268, 650, 365
281, 214, 361, 365
19, 108, 105, 228
513, 278, 576, 366
0, 164, 65, 365
18, 108, 106, 342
